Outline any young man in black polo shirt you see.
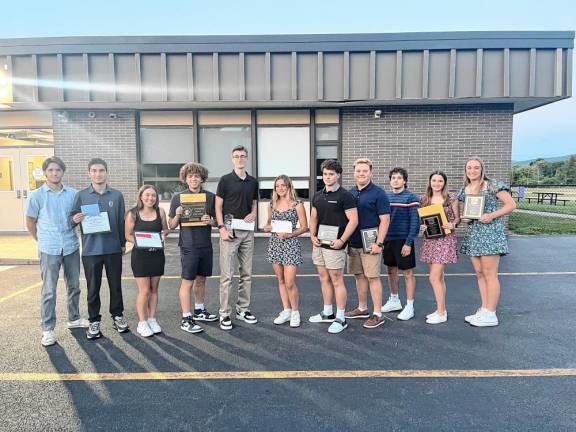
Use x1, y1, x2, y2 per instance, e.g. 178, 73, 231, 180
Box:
169, 162, 217, 334
309, 159, 358, 334
215, 145, 259, 330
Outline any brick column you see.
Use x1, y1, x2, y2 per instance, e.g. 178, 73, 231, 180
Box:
53, 110, 139, 201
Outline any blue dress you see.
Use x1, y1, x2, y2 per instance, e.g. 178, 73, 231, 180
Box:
266, 203, 303, 266
457, 180, 510, 256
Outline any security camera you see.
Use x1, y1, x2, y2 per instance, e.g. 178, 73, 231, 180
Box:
88, 112, 96, 119
374, 110, 382, 119
108, 113, 117, 119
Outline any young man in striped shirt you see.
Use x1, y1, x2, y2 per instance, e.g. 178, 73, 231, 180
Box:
381, 167, 420, 320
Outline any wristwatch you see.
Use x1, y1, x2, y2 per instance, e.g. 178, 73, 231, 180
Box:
217, 224, 225, 229
377, 242, 385, 248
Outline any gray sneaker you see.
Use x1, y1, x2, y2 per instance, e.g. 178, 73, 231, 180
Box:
112, 316, 129, 333
86, 321, 102, 340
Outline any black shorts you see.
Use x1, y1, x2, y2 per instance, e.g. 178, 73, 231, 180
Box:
181, 247, 213, 280
383, 239, 416, 270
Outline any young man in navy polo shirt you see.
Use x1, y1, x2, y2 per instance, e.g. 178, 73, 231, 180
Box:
345, 158, 390, 329
381, 167, 420, 320
309, 159, 358, 334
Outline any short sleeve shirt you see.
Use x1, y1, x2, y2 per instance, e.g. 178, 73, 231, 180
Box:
312, 184, 356, 249
216, 171, 259, 219
169, 189, 215, 249
348, 182, 390, 248
26, 184, 79, 256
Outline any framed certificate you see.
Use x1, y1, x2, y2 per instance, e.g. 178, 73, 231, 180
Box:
271, 220, 293, 233
418, 204, 451, 238
463, 194, 485, 220
81, 211, 111, 234
360, 227, 378, 253
180, 193, 207, 227
317, 224, 339, 246
133, 231, 164, 249
420, 214, 445, 239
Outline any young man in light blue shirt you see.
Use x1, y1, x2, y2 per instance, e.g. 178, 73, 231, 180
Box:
26, 157, 88, 347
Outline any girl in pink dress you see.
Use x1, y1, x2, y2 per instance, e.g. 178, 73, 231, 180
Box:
419, 171, 460, 324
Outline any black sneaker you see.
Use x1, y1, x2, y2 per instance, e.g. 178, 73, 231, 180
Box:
193, 308, 218, 322
86, 321, 102, 340
112, 315, 129, 333
236, 310, 258, 324
220, 316, 233, 331
180, 316, 204, 334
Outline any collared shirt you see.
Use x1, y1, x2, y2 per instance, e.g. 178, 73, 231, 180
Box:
216, 170, 259, 219
26, 183, 80, 256
312, 183, 356, 249
71, 185, 126, 256
348, 181, 391, 248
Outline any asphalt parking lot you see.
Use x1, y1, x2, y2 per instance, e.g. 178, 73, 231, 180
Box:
0, 235, 575, 432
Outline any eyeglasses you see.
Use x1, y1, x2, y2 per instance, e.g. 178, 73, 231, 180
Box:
232, 155, 247, 159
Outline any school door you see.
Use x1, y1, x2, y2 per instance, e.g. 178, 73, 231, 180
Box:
0, 147, 54, 231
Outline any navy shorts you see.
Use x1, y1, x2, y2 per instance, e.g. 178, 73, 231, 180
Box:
383, 239, 416, 270
181, 247, 213, 280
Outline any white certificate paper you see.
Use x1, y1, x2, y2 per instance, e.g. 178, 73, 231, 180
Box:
81, 211, 111, 234
231, 218, 255, 231
134, 231, 164, 249
271, 220, 293, 233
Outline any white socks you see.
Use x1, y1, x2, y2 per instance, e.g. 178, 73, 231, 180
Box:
195, 303, 204, 310
323, 305, 333, 316
336, 309, 345, 321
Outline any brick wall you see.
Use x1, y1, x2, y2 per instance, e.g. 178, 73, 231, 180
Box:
340, 104, 514, 195
53, 110, 139, 202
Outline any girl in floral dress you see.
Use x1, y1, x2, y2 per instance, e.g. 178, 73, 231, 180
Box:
419, 171, 460, 324
263, 175, 309, 328
458, 158, 516, 327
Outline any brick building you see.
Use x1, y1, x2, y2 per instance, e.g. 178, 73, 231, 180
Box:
0, 32, 573, 231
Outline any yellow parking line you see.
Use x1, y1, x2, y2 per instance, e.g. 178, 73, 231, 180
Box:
0, 281, 42, 304
1, 368, 575, 382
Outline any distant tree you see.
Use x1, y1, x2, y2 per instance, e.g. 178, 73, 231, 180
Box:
564, 155, 576, 184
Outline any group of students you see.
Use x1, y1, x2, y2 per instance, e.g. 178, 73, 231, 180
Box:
26, 145, 516, 346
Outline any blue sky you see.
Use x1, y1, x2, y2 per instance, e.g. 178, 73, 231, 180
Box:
1, 0, 574, 160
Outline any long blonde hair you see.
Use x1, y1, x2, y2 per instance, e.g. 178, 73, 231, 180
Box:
272, 174, 298, 207
464, 157, 490, 185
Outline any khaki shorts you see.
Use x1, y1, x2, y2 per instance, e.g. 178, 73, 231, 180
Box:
347, 247, 382, 278
312, 245, 347, 270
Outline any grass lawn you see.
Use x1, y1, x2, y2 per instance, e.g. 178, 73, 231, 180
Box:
517, 201, 576, 215
509, 212, 576, 235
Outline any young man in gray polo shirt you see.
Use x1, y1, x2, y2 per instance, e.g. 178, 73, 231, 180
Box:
72, 158, 128, 340
26, 157, 88, 347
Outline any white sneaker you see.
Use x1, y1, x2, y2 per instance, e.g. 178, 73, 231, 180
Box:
470, 310, 499, 327
137, 321, 154, 337
41, 330, 56, 347
397, 304, 414, 321
426, 312, 447, 324
290, 311, 301, 328
273, 310, 292, 325
327, 319, 348, 334
381, 297, 403, 313
147, 318, 162, 334
67, 318, 89, 329
464, 308, 482, 323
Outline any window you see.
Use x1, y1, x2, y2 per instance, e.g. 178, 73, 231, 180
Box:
140, 127, 194, 200
198, 126, 252, 178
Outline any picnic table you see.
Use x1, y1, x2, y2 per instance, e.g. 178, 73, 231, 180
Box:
535, 192, 564, 205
